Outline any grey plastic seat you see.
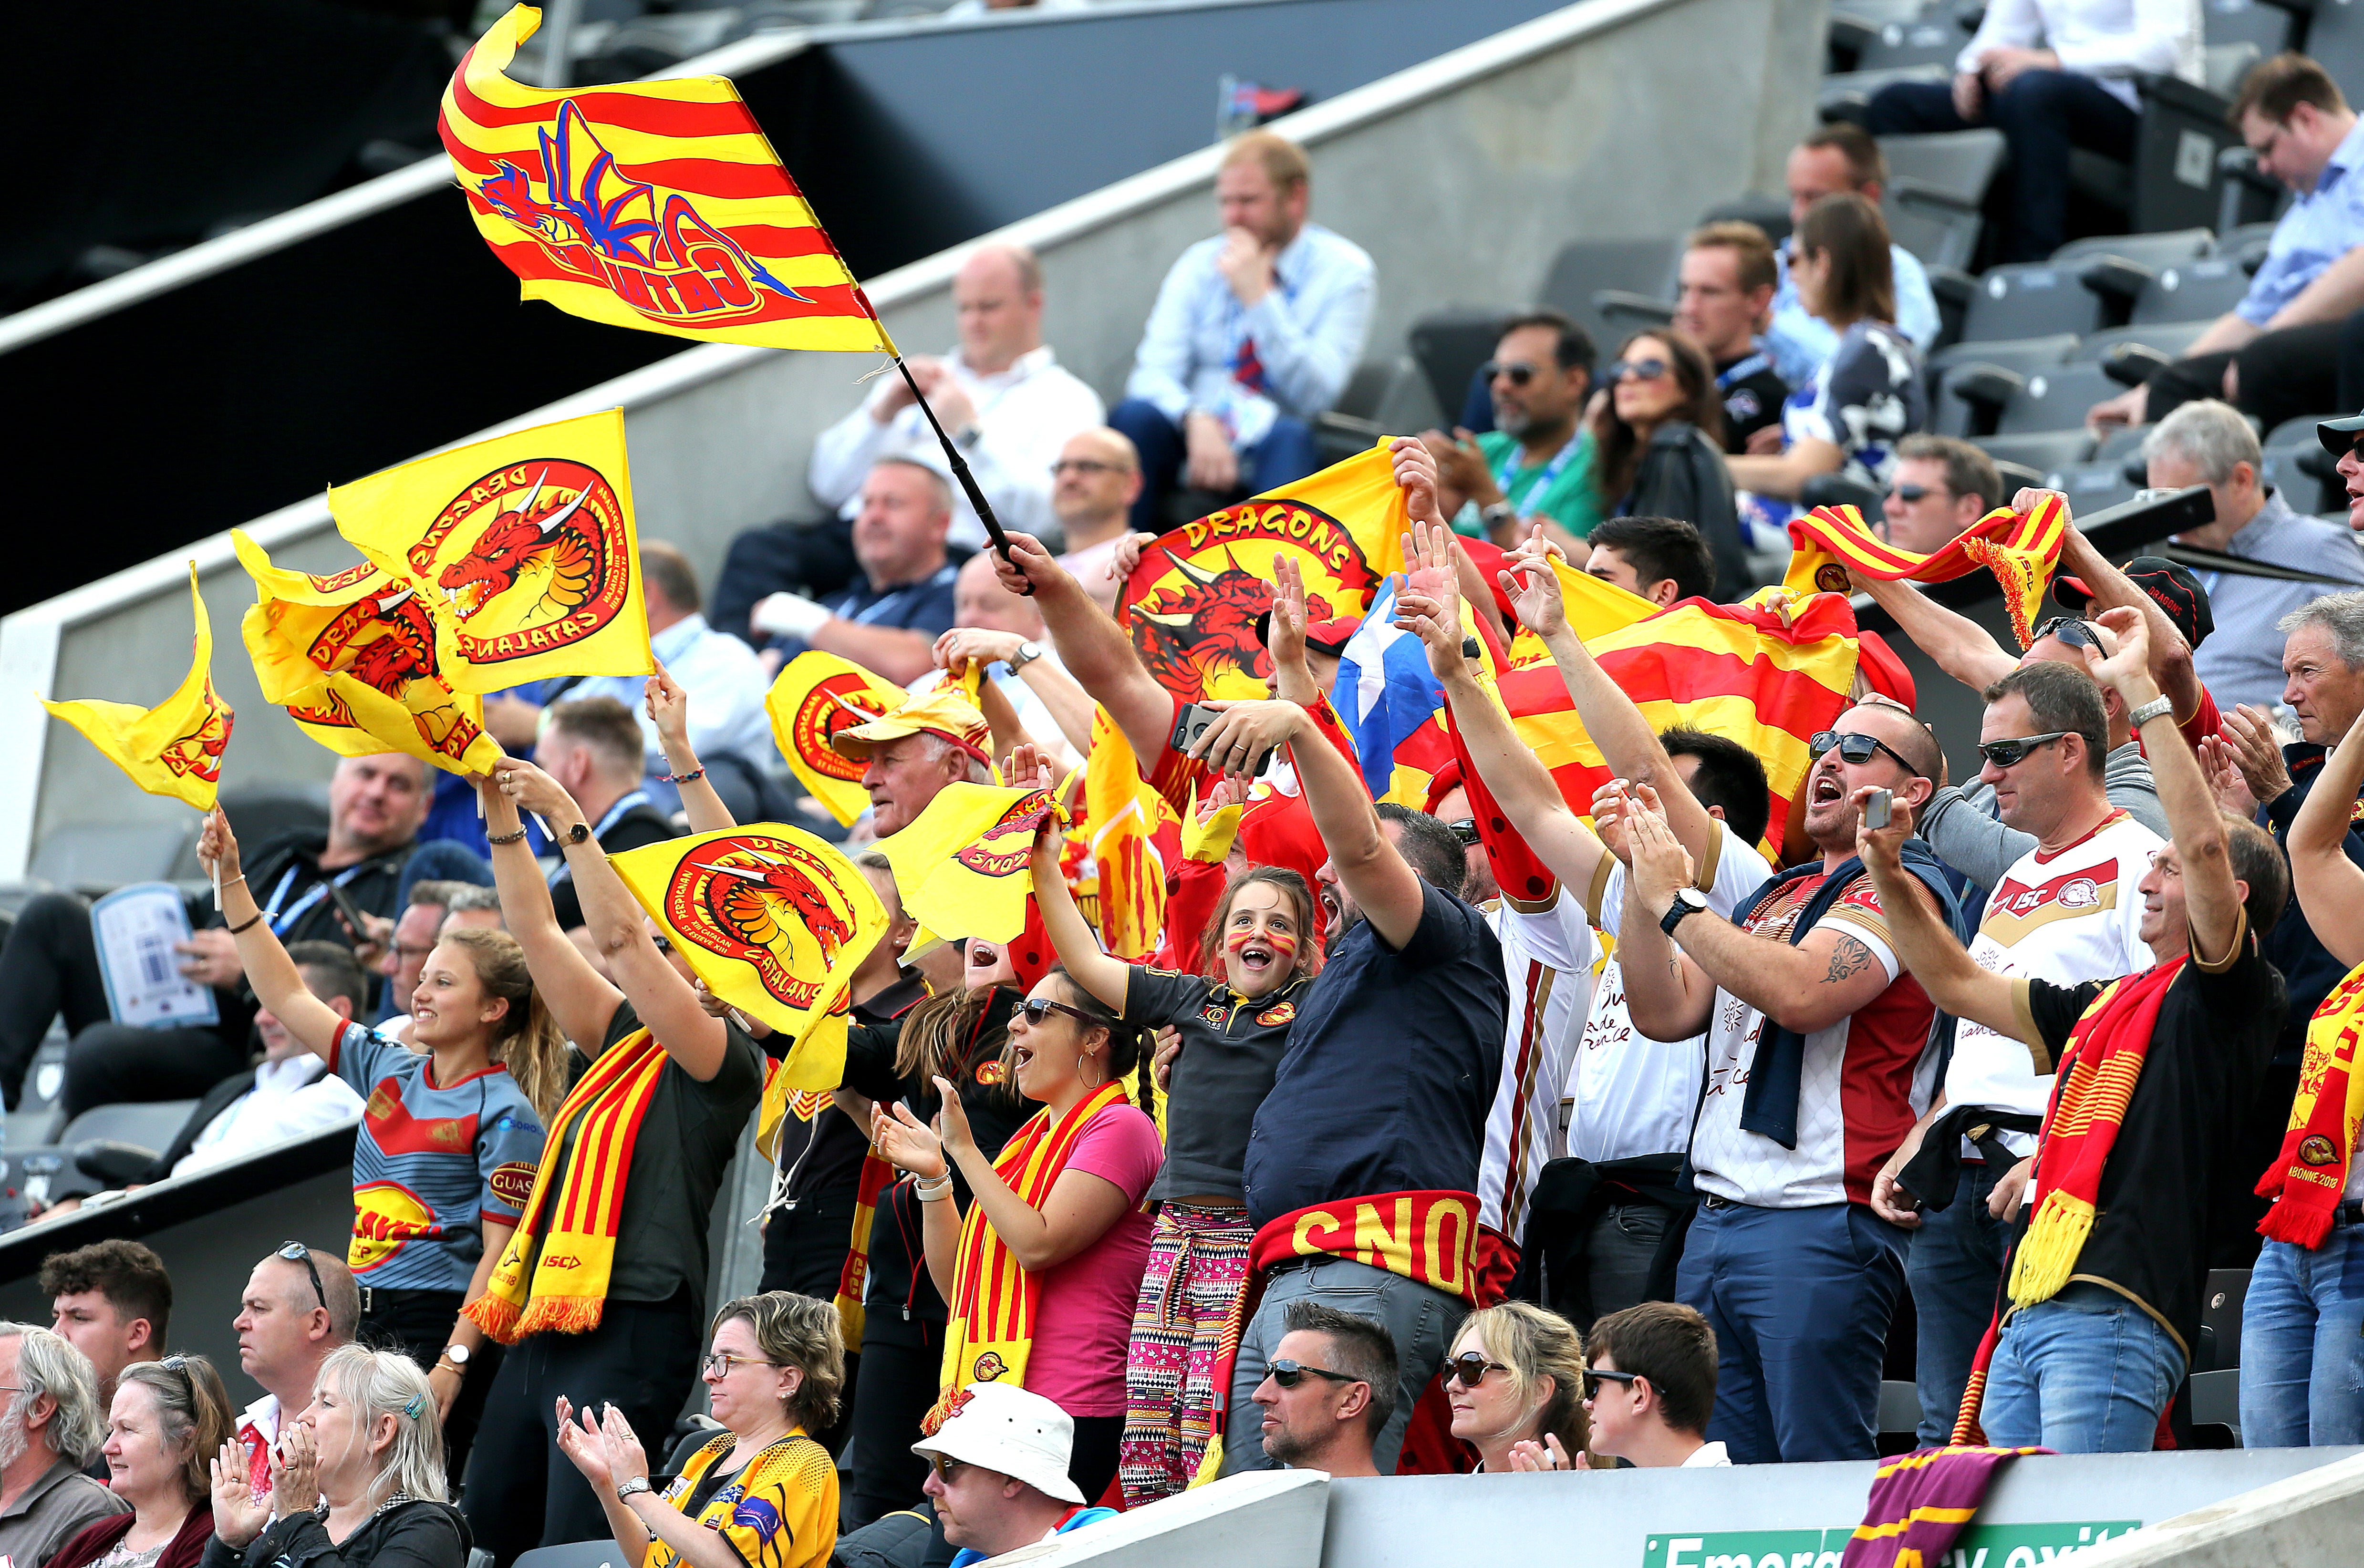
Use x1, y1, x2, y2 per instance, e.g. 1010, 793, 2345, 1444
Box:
1537, 237, 1685, 356
1975, 430, 2097, 478
1929, 335, 2081, 437
1954, 263, 2108, 344
1406, 309, 1507, 427
2052, 228, 2214, 271
27, 826, 192, 896
2073, 320, 2215, 366
2202, 0, 2295, 54
1992, 361, 2123, 434
2261, 413, 2353, 516
2130, 255, 2255, 324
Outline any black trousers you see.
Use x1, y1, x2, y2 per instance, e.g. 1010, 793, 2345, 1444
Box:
1068, 1416, 1120, 1507
2146, 320, 2344, 437
1864, 70, 2137, 262
759, 1186, 859, 1299
459, 1289, 701, 1567
359, 1287, 503, 1479
842, 1311, 942, 1530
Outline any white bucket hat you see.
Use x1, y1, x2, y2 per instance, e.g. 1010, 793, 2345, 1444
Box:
911, 1383, 1086, 1505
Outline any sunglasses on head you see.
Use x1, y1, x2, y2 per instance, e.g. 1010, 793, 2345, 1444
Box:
1018, 997, 1099, 1028
1482, 360, 1545, 387
1582, 1369, 1640, 1401
1977, 731, 2072, 768
277, 1241, 328, 1315
1608, 357, 1670, 383
1444, 1351, 1511, 1388
1808, 730, 1923, 779
2031, 615, 2101, 651
1446, 818, 1480, 847
1267, 1359, 1358, 1390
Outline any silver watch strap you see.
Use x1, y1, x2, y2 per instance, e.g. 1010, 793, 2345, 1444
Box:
2126, 694, 2175, 729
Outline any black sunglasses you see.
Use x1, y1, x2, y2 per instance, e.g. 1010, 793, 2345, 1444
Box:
1446, 818, 1480, 847
1888, 483, 1934, 503
1267, 1358, 1358, 1390
1978, 731, 2072, 769
1607, 357, 1670, 382
277, 1242, 328, 1315
1444, 1351, 1511, 1388
1808, 730, 1924, 779
1582, 1369, 1641, 1401
2031, 615, 2101, 651
1482, 359, 1545, 387
927, 1454, 966, 1485
1018, 997, 1099, 1029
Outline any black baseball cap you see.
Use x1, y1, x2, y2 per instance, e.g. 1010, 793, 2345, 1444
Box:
2319, 411, 2364, 456
2053, 556, 2212, 649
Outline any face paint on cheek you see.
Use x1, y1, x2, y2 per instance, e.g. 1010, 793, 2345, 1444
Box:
1226, 928, 1298, 961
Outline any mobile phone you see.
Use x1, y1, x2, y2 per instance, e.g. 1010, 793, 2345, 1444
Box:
1171, 702, 1274, 776
1863, 788, 1893, 831
323, 877, 372, 940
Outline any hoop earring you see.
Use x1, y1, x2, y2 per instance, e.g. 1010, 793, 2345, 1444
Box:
1077, 1052, 1102, 1088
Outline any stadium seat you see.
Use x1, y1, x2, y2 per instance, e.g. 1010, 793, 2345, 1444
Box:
1698, 195, 1791, 249
1537, 237, 1685, 358
2049, 454, 2141, 517
1976, 430, 2096, 479
1929, 335, 2082, 437
1879, 131, 2006, 270
2199, 1268, 2251, 1372
1315, 357, 1444, 462
26, 825, 192, 897
2073, 320, 2215, 368
165, 789, 329, 881
2186, 1367, 2240, 1445
1876, 1378, 1921, 1452
2262, 413, 2352, 516
2306, 0, 2364, 102
1992, 361, 2121, 433
1818, 63, 1946, 124
2202, 0, 2299, 54
514, 1544, 629, 1568
1406, 308, 1509, 429
2052, 229, 2215, 273
2129, 256, 2255, 323
12, 1099, 202, 1205
1845, 13, 1975, 72
1952, 263, 2107, 345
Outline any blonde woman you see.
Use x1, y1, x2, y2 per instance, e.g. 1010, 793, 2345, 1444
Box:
205, 1347, 467, 1568
558, 1293, 841, 1568
1443, 1302, 1591, 1473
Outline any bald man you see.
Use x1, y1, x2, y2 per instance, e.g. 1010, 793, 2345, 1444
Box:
811, 243, 1105, 550
1051, 428, 1155, 615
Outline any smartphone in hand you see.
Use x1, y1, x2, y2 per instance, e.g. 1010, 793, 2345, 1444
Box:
1171, 703, 1273, 777
1863, 788, 1893, 832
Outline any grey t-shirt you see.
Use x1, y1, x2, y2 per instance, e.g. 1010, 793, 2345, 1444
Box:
1125, 969, 1313, 1205
0, 1458, 128, 1568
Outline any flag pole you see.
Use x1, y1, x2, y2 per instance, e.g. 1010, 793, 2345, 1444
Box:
892, 357, 1026, 587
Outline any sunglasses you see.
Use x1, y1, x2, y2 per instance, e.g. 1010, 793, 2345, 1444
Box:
1018, 997, 1099, 1028
1444, 1351, 1511, 1388
1808, 730, 1923, 779
1482, 360, 1547, 387
277, 1242, 328, 1315
1887, 483, 1934, 503
927, 1454, 967, 1485
1267, 1359, 1358, 1390
1582, 1369, 1641, 1401
2030, 615, 2101, 651
1607, 357, 1670, 383
1445, 818, 1480, 847
1977, 731, 2071, 768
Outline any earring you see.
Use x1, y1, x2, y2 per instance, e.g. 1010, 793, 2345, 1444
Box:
1077, 1052, 1101, 1088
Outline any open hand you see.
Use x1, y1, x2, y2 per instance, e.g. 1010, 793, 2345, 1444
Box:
554, 1397, 613, 1492
271, 1424, 320, 1514
1268, 555, 1312, 680
1625, 792, 1695, 920
2199, 732, 2260, 817
595, 1403, 651, 1498
872, 1099, 950, 1180
1502, 525, 1571, 638
2218, 704, 2292, 806
1506, 1434, 1574, 1472
210, 1441, 270, 1547
1394, 522, 1468, 681
1589, 780, 1637, 865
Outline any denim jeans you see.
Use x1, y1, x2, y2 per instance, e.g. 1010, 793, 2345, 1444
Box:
1978, 1281, 2186, 1452
1908, 1161, 2010, 1444
2240, 1225, 2364, 1446
1583, 1200, 1670, 1332
1676, 1199, 1907, 1464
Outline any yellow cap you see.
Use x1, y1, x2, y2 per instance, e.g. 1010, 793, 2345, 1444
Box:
829, 688, 991, 764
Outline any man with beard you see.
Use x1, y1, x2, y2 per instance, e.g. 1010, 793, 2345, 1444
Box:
1248, 1301, 1395, 1477
0, 1326, 122, 1565
1422, 311, 1600, 556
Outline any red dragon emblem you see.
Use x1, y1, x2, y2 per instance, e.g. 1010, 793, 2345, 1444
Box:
662, 836, 866, 1012
156, 684, 234, 783
309, 584, 442, 700
954, 790, 1060, 880
787, 673, 898, 784
404, 459, 634, 668
1122, 497, 1378, 702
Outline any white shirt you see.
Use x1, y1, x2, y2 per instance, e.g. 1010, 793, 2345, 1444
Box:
1479, 892, 1600, 1240
1955, 0, 2203, 110
1059, 535, 1131, 615
1569, 824, 1774, 1165
565, 612, 772, 766
1949, 811, 2159, 1156
1681, 1441, 1733, 1467
174, 1056, 364, 1179
809, 344, 1104, 550
1125, 223, 1376, 447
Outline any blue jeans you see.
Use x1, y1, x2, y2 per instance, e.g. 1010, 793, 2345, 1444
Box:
1979, 1281, 2186, 1452
1108, 397, 1326, 535
1676, 1199, 1907, 1464
2240, 1226, 2364, 1446
1908, 1161, 2010, 1444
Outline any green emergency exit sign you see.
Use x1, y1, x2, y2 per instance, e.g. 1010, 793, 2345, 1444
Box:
1641, 1520, 2144, 1568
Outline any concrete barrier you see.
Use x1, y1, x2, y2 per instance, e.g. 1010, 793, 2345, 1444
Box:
0, 0, 1825, 877
2063, 1449, 2364, 1568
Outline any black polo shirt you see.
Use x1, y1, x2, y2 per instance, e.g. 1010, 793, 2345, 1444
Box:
1127, 969, 1314, 1205
1241, 883, 1506, 1229
1714, 349, 1789, 455
768, 972, 929, 1205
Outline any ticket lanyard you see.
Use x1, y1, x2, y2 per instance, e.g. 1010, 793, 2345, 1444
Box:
260, 862, 371, 939
1493, 431, 1585, 513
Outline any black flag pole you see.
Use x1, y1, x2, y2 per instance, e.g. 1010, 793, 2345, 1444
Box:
892, 356, 1028, 589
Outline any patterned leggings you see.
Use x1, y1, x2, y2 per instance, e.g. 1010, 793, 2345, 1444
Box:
1118, 1201, 1254, 1508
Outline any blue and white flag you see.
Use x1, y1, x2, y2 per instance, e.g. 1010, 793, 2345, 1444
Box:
1332, 576, 1445, 802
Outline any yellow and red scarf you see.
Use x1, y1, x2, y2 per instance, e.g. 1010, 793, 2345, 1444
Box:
2259, 959, 2364, 1248
2007, 962, 2178, 1307
465, 1027, 669, 1343
924, 1079, 1132, 1429
1785, 496, 2064, 650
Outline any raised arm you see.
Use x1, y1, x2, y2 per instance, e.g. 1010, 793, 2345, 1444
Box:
2086, 606, 2244, 963
2053, 510, 2202, 724
2288, 712, 2364, 968
482, 771, 624, 1051
644, 664, 735, 836
1854, 574, 2018, 696
990, 530, 1175, 765
194, 811, 349, 1057
1856, 789, 2030, 1043
1017, 747, 1132, 1013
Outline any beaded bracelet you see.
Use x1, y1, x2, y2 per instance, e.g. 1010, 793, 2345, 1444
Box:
487, 826, 529, 846
660, 767, 705, 784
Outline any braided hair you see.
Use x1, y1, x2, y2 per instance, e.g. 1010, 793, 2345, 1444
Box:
1044, 965, 1158, 1119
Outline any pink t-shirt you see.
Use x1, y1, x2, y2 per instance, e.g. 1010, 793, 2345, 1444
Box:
1024, 1104, 1163, 1418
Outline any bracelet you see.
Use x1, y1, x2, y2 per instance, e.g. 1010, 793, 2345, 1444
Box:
487, 826, 529, 846
914, 1173, 955, 1202
227, 911, 264, 935
220, 873, 247, 890
660, 767, 705, 784
2126, 694, 2175, 730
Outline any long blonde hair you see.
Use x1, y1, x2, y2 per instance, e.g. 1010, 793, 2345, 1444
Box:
1458, 1301, 1590, 1458
435, 927, 567, 1121
314, 1344, 446, 1506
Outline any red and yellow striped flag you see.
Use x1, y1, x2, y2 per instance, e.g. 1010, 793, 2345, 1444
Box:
439, 4, 894, 353
1784, 496, 2066, 650
1081, 710, 1172, 960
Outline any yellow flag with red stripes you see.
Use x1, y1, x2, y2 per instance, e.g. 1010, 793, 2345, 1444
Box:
41, 564, 235, 811
1081, 710, 1172, 960
439, 5, 893, 353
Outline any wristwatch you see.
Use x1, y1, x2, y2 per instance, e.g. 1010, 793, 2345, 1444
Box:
1660, 887, 1710, 938
2126, 694, 2175, 730
615, 1476, 654, 1502
1480, 499, 1518, 530
1009, 640, 1046, 670
566, 820, 591, 846
439, 1344, 471, 1368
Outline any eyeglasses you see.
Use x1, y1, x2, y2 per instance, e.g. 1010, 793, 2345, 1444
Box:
1977, 731, 2072, 769
1048, 458, 1123, 477
1482, 360, 1546, 387
1607, 357, 1670, 383
1887, 483, 1934, 503
701, 1351, 784, 1379
1582, 1369, 1641, 1401
1808, 730, 1924, 779
927, 1454, 967, 1485
1445, 818, 1480, 847
2031, 615, 2102, 652
1267, 1359, 1358, 1390
277, 1243, 328, 1316
1018, 997, 1099, 1028
1445, 1352, 1512, 1388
